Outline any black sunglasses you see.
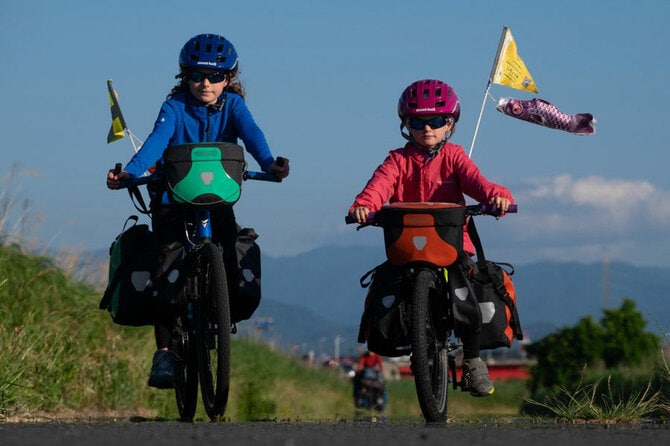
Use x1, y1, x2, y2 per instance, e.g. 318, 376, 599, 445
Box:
408, 116, 451, 130
186, 70, 228, 84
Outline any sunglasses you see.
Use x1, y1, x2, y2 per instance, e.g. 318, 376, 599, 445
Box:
408, 116, 451, 130
185, 70, 228, 84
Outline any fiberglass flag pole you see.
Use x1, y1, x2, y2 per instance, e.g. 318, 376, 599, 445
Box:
468, 27, 538, 158
107, 79, 143, 152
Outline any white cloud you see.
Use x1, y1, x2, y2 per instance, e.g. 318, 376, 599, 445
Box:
499, 175, 670, 266
517, 175, 670, 230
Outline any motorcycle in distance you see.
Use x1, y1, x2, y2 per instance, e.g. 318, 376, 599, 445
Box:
353, 366, 387, 413
347, 202, 516, 423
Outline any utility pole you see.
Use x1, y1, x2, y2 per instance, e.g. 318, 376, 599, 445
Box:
603, 257, 611, 309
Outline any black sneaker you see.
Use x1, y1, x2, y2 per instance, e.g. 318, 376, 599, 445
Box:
148, 350, 178, 389
462, 357, 495, 397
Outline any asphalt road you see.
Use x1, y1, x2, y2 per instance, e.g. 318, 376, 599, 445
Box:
1, 420, 669, 446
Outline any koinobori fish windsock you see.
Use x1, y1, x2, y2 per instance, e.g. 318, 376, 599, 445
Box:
496, 97, 595, 135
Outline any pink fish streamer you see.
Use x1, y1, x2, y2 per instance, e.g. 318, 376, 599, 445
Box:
496, 97, 595, 135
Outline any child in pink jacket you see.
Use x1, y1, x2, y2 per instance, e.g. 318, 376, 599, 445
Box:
349, 79, 514, 396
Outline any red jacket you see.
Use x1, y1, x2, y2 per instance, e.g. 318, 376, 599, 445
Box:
350, 142, 514, 255
357, 352, 383, 371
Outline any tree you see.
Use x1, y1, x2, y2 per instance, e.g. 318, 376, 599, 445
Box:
525, 298, 659, 392
600, 298, 659, 367
526, 315, 605, 392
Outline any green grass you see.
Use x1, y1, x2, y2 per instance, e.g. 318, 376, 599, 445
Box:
522, 360, 670, 422
525, 376, 660, 422
0, 243, 528, 422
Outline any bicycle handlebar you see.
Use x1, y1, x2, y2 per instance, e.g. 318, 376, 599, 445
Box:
344, 203, 517, 226
112, 156, 286, 189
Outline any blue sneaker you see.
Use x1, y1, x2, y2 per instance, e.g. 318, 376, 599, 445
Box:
148, 350, 178, 389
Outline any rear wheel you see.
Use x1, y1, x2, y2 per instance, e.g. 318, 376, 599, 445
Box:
194, 242, 231, 420
410, 269, 449, 423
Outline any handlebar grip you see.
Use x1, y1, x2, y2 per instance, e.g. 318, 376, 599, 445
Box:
482, 204, 517, 214
475, 203, 518, 216
276, 156, 287, 167
245, 171, 282, 182
345, 211, 377, 225
114, 163, 122, 175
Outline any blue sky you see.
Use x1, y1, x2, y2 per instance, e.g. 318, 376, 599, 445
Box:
1, 0, 669, 267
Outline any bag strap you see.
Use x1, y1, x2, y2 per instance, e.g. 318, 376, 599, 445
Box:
127, 185, 150, 215
504, 293, 524, 340
359, 266, 378, 288
466, 216, 487, 268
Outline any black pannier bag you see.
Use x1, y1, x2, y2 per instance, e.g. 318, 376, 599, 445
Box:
466, 217, 523, 349
357, 261, 412, 357
99, 216, 158, 326
231, 226, 262, 323
152, 241, 189, 316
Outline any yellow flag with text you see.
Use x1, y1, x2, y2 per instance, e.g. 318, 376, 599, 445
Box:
490, 27, 538, 93
107, 80, 127, 143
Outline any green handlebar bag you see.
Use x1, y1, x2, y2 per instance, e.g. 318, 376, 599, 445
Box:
163, 143, 246, 207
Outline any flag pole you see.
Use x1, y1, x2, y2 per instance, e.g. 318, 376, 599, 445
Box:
468, 81, 491, 158
126, 129, 142, 153
468, 27, 509, 158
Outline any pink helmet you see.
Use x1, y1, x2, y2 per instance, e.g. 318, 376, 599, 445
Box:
398, 79, 460, 122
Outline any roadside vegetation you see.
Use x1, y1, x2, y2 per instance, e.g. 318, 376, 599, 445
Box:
522, 299, 670, 422
0, 241, 529, 422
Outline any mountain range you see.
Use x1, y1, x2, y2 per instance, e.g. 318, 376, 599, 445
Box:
250, 245, 669, 358
82, 244, 669, 360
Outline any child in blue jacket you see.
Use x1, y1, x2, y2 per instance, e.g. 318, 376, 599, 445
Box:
107, 33, 289, 388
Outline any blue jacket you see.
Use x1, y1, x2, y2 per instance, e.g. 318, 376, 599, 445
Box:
124, 91, 275, 178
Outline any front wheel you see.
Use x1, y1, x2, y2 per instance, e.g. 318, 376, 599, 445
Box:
194, 242, 231, 420
173, 314, 198, 421
410, 268, 449, 423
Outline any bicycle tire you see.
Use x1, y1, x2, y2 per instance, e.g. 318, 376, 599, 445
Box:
194, 242, 231, 420
410, 268, 449, 423
173, 314, 198, 421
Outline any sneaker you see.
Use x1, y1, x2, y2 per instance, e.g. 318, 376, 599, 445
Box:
462, 357, 495, 397
148, 350, 178, 389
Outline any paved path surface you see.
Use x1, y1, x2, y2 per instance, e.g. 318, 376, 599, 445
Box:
1, 420, 669, 446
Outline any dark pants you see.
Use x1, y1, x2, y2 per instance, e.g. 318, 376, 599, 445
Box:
150, 198, 240, 350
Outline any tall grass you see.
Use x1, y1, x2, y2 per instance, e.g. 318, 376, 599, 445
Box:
0, 244, 163, 419
523, 340, 670, 422
0, 163, 42, 249
525, 376, 661, 422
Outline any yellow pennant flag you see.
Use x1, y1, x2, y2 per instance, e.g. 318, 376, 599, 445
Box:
490, 27, 538, 93
107, 79, 127, 143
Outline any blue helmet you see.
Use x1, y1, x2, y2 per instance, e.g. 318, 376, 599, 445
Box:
179, 34, 238, 71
